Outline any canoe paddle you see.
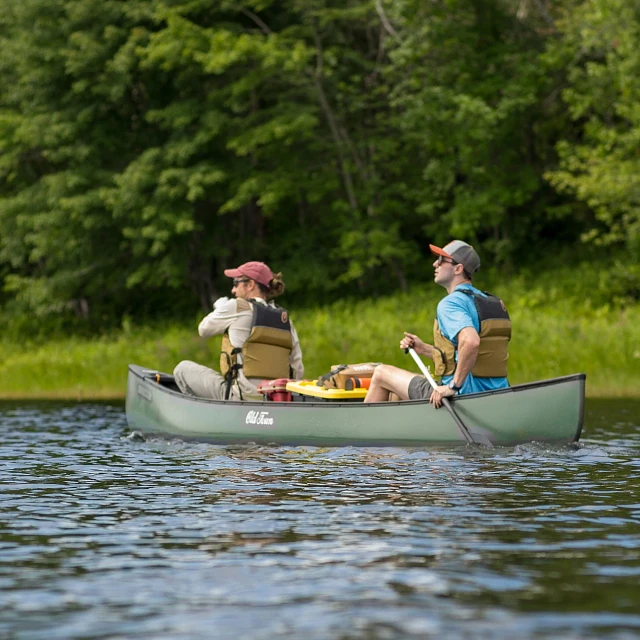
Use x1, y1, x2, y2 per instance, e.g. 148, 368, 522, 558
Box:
406, 347, 494, 449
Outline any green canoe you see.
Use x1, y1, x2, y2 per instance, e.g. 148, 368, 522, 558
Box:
125, 364, 585, 447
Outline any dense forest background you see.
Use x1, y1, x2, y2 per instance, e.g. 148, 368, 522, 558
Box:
1, 0, 639, 336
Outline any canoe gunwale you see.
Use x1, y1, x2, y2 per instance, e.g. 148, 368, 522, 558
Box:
128, 364, 586, 410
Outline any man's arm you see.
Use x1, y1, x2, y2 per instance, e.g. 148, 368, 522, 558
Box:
430, 326, 480, 408
448, 327, 480, 388
400, 332, 435, 359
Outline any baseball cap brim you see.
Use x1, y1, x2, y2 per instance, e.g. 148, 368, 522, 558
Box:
429, 244, 453, 259
223, 268, 243, 278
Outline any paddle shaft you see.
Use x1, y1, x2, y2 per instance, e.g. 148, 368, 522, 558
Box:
406, 348, 492, 448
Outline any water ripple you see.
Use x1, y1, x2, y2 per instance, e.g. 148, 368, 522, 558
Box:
0, 399, 639, 639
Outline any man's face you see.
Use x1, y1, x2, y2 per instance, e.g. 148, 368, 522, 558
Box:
433, 255, 459, 286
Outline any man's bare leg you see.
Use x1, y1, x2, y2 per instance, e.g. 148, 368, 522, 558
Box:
364, 365, 418, 403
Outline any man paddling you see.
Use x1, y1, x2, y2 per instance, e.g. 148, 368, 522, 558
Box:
174, 261, 304, 400
364, 241, 511, 407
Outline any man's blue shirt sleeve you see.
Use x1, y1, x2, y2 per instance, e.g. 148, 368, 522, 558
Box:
436, 293, 479, 345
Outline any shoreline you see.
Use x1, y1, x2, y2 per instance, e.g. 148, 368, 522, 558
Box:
2, 289, 640, 403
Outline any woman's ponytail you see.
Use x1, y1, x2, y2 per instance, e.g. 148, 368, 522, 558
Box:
268, 272, 286, 299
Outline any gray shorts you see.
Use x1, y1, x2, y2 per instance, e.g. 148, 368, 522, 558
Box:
408, 375, 433, 401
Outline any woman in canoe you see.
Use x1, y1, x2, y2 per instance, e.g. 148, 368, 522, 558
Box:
173, 261, 304, 401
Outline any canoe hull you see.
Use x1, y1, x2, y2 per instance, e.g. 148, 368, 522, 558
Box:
125, 365, 585, 447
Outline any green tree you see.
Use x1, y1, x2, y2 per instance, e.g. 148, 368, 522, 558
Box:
0, 0, 160, 321
1, 0, 613, 329
545, 0, 640, 256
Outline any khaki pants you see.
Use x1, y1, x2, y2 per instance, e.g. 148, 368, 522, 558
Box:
173, 360, 243, 400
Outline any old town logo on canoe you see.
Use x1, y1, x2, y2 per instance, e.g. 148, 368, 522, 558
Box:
245, 410, 274, 426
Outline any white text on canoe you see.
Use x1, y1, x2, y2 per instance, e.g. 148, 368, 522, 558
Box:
245, 410, 275, 426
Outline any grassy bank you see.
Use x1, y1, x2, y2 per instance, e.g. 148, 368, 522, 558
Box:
1, 274, 639, 399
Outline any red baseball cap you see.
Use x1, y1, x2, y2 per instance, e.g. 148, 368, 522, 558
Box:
224, 261, 274, 288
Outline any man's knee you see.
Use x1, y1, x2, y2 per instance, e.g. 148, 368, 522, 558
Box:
372, 364, 400, 384
372, 364, 389, 380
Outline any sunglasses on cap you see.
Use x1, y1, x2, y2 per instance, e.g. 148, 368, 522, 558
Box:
232, 278, 251, 286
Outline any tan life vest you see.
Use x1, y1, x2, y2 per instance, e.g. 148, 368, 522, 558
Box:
432, 289, 511, 378
220, 298, 293, 381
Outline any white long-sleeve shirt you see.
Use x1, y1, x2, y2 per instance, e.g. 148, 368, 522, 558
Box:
198, 296, 304, 397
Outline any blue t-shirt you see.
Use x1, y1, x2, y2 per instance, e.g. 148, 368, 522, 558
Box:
437, 284, 509, 395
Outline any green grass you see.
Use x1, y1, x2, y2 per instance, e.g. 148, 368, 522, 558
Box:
1, 273, 639, 399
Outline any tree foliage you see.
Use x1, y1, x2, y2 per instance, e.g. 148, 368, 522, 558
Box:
545, 0, 640, 253
0, 0, 638, 329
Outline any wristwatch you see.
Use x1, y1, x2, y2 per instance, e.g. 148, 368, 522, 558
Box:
448, 380, 462, 393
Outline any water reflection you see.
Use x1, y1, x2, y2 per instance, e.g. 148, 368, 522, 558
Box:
0, 399, 639, 639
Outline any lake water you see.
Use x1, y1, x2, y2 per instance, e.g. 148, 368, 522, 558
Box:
1, 399, 639, 639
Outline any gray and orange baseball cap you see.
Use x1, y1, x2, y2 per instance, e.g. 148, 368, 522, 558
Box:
429, 240, 481, 275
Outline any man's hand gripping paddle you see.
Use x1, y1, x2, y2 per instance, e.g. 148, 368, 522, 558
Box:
406, 348, 494, 449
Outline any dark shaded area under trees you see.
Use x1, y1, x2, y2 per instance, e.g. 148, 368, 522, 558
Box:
1, 0, 640, 336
